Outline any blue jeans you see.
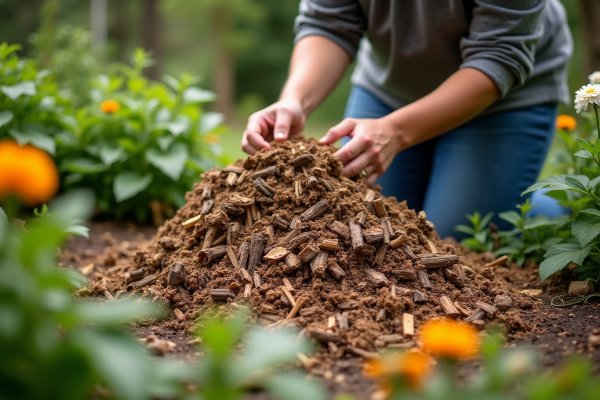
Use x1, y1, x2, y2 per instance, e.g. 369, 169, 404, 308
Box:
343, 86, 558, 239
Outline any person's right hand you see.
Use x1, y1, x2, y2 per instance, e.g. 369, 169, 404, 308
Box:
241, 97, 306, 155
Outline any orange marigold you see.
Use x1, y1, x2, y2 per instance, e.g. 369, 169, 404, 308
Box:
555, 115, 576, 132
420, 318, 479, 359
365, 351, 433, 390
100, 99, 120, 113
0, 140, 59, 205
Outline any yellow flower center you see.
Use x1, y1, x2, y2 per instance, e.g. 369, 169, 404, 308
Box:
586, 88, 596, 94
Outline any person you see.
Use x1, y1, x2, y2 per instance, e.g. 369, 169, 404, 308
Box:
241, 0, 573, 239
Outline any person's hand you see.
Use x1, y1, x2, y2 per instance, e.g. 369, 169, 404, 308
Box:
241, 98, 306, 155
319, 117, 404, 185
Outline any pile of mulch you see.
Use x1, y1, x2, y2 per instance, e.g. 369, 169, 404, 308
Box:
98, 136, 538, 362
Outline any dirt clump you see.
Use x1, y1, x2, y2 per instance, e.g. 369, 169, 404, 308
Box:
113, 136, 535, 358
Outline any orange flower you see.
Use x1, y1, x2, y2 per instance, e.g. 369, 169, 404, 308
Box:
365, 351, 433, 390
555, 115, 576, 132
420, 318, 479, 359
100, 99, 120, 113
0, 140, 59, 205
205, 133, 221, 144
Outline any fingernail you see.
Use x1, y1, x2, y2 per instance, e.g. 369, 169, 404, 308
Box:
275, 132, 285, 139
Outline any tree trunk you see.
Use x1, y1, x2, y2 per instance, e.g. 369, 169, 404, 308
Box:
142, 0, 161, 80
579, 0, 600, 74
212, 5, 234, 120
112, 0, 129, 63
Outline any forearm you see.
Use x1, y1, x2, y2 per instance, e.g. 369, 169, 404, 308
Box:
280, 36, 351, 115
384, 68, 500, 150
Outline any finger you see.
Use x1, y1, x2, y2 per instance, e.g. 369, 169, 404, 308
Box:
246, 131, 271, 152
247, 116, 270, 138
366, 171, 382, 186
274, 109, 293, 141
342, 151, 372, 178
334, 134, 372, 165
319, 119, 356, 144
241, 134, 258, 155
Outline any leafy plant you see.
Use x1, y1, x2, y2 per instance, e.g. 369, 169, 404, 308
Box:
455, 211, 495, 253
193, 311, 325, 400
0, 191, 191, 400
0, 42, 65, 155
494, 200, 570, 267
55, 48, 229, 221
521, 81, 600, 283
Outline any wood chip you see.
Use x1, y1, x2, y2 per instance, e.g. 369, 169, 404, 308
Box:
362, 229, 383, 244
243, 283, 252, 298
264, 246, 290, 261
392, 268, 416, 281
283, 252, 303, 271
167, 261, 184, 285
298, 244, 319, 263
364, 268, 389, 287
174, 308, 185, 321
413, 290, 428, 304
182, 215, 201, 229
373, 242, 388, 266
403, 313, 414, 338
390, 231, 408, 248
286, 232, 310, 251
222, 166, 245, 174
349, 218, 364, 253
282, 277, 296, 294
201, 185, 212, 200
347, 345, 379, 360
364, 190, 375, 214
230, 194, 254, 206
226, 172, 238, 186
281, 286, 296, 307
227, 247, 240, 268
247, 235, 267, 272
417, 270, 432, 290
238, 242, 249, 270
290, 153, 315, 167
310, 250, 329, 278
254, 178, 275, 197
285, 296, 308, 320
250, 166, 280, 180
337, 301, 359, 310
485, 255, 508, 268
212, 234, 227, 246
356, 211, 367, 226
308, 329, 340, 343
376, 308, 387, 322
227, 222, 240, 245
373, 198, 388, 218
426, 239, 439, 254
253, 272, 262, 289
466, 309, 486, 323
300, 199, 329, 221
443, 267, 465, 288
318, 238, 339, 251
201, 199, 214, 215
331, 220, 350, 239
336, 313, 349, 329
211, 289, 234, 301
198, 245, 227, 265
236, 169, 248, 185
327, 262, 346, 280
440, 296, 460, 318
475, 301, 498, 317
419, 254, 459, 269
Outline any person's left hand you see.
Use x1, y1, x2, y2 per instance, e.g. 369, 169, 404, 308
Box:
319, 117, 403, 185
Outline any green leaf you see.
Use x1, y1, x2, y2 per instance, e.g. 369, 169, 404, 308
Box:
200, 112, 224, 133
524, 243, 542, 254
592, 139, 600, 157
0, 110, 13, 128
522, 175, 587, 196
454, 225, 475, 235
157, 135, 174, 152
165, 120, 189, 136
576, 138, 594, 153
263, 372, 326, 400
499, 211, 521, 227
234, 328, 311, 382
523, 215, 554, 230
113, 172, 153, 202
589, 176, 600, 192
62, 158, 108, 173
572, 208, 600, 246
575, 149, 594, 159
0, 207, 7, 226
1, 81, 36, 101
539, 242, 595, 281
9, 127, 55, 155
72, 330, 152, 400
474, 231, 487, 244
183, 87, 216, 103
565, 176, 590, 192
145, 143, 188, 180
99, 144, 125, 166
479, 212, 494, 228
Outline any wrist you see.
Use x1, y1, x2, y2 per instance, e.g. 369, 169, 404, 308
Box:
279, 91, 309, 115
381, 112, 412, 153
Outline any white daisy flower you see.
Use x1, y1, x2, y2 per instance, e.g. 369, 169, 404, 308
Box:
589, 71, 600, 84
574, 84, 600, 114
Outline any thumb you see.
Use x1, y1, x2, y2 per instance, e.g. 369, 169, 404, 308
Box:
319, 118, 356, 144
274, 109, 293, 141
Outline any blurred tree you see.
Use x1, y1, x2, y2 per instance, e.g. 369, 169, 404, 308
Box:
579, 0, 600, 73
162, 0, 266, 120
142, 0, 161, 79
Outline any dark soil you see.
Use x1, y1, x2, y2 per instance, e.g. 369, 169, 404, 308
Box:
61, 137, 600, 399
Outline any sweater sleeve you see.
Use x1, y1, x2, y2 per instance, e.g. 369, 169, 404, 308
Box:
460, 0, 546, 97
294, 0, 366, 60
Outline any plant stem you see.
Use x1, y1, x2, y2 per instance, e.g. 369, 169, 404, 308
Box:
594, 104, 600, 140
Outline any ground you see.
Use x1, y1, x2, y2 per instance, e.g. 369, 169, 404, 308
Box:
60, 222, 600, 399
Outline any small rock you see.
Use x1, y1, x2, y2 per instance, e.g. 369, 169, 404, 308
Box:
144, 335, 176, 356
472, 319, 485, 329
159, 237, 179, 250
589, 335, 600, 349
480, 267, 495, 281
494, 295, 513, 311
568, 281, 594, 297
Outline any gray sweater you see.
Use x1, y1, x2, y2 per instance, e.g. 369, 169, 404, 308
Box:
294, 0, 573, 115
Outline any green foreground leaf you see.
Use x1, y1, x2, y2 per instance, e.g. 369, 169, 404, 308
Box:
539, 242, 595, 281
113, 172, 153, 202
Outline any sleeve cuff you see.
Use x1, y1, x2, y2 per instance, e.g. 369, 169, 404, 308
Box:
460, 58, 518, 98
294, 27, 358, 61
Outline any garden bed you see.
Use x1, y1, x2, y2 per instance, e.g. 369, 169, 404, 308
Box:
61, 138, 600, 398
